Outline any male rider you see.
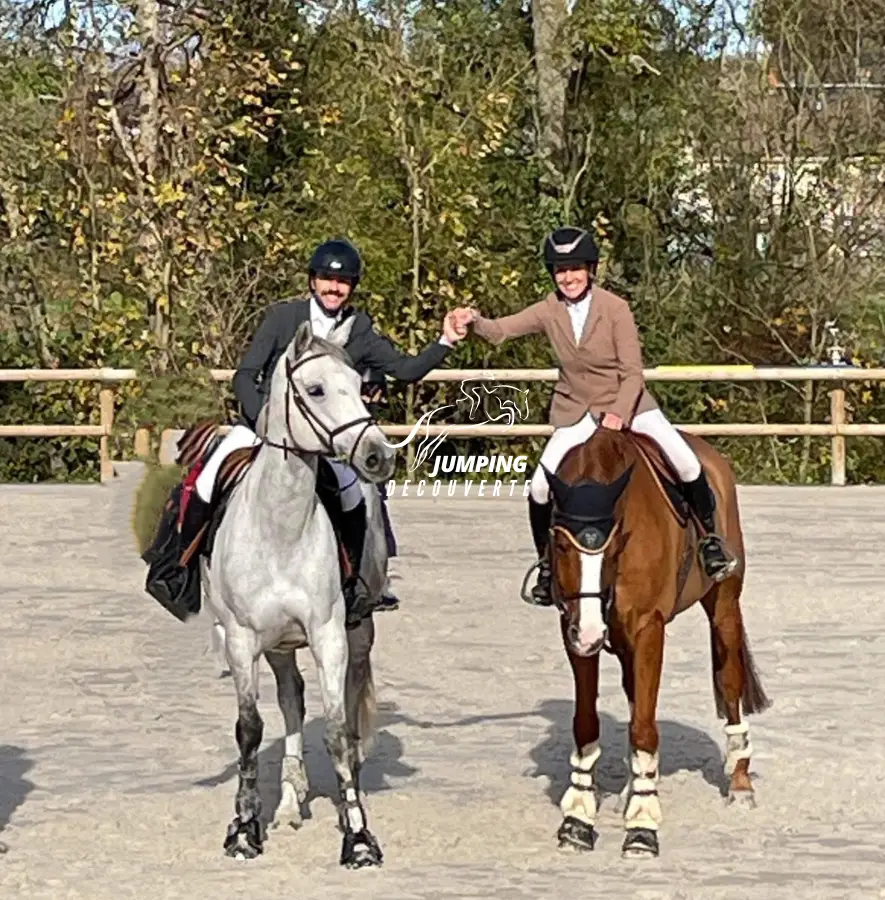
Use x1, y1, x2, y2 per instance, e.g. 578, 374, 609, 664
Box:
143, 237, 466, 626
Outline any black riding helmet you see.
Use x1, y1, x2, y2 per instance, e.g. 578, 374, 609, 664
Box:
309, 238, 362, 288
543, 226, 600, 277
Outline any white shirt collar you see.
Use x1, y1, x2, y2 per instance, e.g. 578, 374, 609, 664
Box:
309, 294, 343, 338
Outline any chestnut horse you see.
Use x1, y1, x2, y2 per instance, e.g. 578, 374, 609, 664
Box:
542, 426, 770, 859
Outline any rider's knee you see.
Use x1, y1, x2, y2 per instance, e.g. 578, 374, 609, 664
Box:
340, 478, 364, 512
529, 469, 549, 504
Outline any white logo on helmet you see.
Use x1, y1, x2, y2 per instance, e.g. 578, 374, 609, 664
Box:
330, 260, 342, 269
551, 231, 587, 254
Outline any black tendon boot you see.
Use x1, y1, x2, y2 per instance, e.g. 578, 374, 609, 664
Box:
339, 499, 370, 628
527, 496, 554, 606
682, 471, 738, 582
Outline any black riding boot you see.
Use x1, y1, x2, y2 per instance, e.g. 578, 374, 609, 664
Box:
682, 471, 738, 582
179, 492, 213, 558
527, 496, 554, 606
143, 488, 212, 621
339, 499, 370, 628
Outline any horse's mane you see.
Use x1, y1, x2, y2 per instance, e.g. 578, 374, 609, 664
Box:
562, 427, 638, 486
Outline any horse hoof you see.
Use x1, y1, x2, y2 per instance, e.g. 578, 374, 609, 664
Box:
557, 816, 596, 852
727, 789, 756, 809
340, 829, 383, 869
271, 808, 304, 833
223, 816, 264, 859
621, 827, 659, 859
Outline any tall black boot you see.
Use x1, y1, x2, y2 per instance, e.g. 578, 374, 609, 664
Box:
143, 487, 212, 621
527, 496, 554, 606
338, 499, 369, 628
682, 471, 738, 582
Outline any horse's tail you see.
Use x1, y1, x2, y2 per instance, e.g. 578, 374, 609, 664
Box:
130, 461, 186, 556
714, 623, 772, 717
738, 625, 772, 715
356, 654, 377, 755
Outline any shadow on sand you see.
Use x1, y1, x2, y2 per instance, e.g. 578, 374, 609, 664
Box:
194, 714, 419, 822
376, 697, 729, 802
0, 745, 37, 853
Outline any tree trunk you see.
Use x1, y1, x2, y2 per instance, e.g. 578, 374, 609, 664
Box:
135, 0, 170, 361
531, 0, 570, 204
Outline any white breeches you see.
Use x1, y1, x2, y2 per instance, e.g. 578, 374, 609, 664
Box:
529, 410, 701, 504
325, 458, 364, 512
195, 424, 261, 502
194, 424, 363, 511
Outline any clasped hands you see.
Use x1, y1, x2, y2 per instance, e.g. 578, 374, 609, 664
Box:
441, 307, 478, 344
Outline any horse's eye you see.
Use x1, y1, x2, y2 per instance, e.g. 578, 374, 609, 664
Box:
307, 384, 324, 398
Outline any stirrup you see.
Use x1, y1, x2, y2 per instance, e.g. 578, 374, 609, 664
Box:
519, 558, 554, 607
699, 534, 738, 582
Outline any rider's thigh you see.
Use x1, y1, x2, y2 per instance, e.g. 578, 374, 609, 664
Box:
631, 409, 701, 481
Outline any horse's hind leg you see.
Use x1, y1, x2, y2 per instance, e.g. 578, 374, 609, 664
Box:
265, 650, 309, 831
345, 618, 377, 766
311, 618, 383, 869
701, 579, 771, 807
222, 628, 265, 859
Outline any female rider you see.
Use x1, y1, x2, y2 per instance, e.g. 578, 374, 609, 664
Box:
457, 226, 737, 605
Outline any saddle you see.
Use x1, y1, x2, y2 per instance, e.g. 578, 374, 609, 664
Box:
628, 432, 692, 528
174, 419, 354, 578
627, 431, 702, 602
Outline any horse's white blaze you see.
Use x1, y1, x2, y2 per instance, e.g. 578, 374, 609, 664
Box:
577, 553, 606, 649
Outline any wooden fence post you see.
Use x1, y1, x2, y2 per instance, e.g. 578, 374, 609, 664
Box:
99, 385, 115, 483
134, 428, 151, 459
830, 384, 846, 486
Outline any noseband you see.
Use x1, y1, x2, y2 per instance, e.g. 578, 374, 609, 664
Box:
264, 351, 375, 465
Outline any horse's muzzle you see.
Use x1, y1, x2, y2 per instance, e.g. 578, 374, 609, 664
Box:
568, 623, 607, 658
351, 431, 396, 483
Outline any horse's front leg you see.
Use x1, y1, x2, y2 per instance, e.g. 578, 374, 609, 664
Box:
223, 627, 265, 859
311, 617, 383, 869
621, 613, 665, 859
558, 622, 602, 852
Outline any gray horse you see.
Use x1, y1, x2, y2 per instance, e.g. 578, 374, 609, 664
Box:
203, 318, 394, 867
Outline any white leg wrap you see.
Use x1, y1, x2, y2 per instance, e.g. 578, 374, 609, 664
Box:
559, 741, 601, 826
723, 721, 752, 776
624, 749, 662, 831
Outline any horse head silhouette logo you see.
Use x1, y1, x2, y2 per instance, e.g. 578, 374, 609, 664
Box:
382, 379, 531, 472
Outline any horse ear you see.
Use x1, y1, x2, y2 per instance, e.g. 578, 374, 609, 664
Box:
542, 464, 571, 507
326, 315, 356, 349
291, 319, 313, 359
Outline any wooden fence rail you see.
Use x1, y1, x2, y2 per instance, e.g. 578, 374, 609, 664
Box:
0, 365, 878, 485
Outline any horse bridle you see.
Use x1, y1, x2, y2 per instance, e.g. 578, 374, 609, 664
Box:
263, 350, 375, 466
548, 512, 621, 620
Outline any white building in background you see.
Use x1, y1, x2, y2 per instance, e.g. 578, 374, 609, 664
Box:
668, 144, 885, 259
